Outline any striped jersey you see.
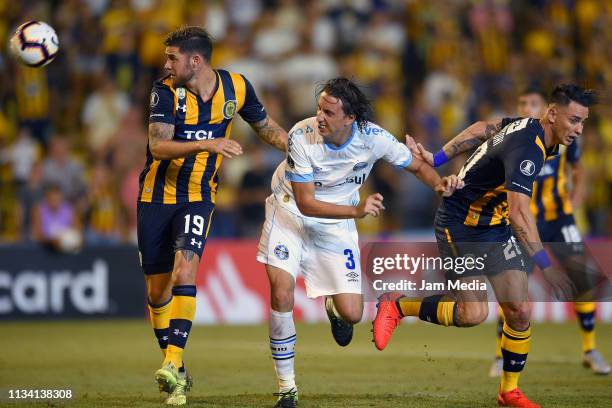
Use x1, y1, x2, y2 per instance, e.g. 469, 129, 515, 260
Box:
439, 117, 559, 227
139, 70, 266, 204
530, 140, 580, 222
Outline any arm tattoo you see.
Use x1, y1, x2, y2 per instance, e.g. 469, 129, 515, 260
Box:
483, 121, 503, 140
443, 120, 503, 157
512, 225, 540, 255
179, 249, 196, 263
513, 225, 529, 245
148, 123, 174, 147
250, 116, 288, 151
445, 138, 482, 157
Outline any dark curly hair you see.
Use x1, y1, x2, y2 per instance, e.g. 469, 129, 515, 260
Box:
164, 26, 213, 62
317, 78, 373, 131
550, 84, 597, 107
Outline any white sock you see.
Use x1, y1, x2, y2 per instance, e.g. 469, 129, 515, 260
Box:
269, 309, 297, 392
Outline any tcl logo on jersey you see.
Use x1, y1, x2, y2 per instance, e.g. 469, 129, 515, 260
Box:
185, 130, 214, 140
0, 260, 109, 314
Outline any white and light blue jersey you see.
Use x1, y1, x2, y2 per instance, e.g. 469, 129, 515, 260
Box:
270, 117, 412, 223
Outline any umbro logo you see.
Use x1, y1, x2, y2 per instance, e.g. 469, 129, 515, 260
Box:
346, 271, 359, 282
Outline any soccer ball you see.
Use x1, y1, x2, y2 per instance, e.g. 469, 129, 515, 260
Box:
9, 21, 59, 67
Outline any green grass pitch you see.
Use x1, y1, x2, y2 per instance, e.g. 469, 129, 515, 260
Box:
1, 319, 610, 407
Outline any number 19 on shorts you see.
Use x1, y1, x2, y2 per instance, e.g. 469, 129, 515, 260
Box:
184, 214, 206, 236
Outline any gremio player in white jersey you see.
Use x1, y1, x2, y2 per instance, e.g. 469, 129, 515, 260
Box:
256, 78, 464, 407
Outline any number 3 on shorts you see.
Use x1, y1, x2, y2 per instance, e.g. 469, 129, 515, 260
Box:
184, 214, 205, 236
344, 249, 356, 270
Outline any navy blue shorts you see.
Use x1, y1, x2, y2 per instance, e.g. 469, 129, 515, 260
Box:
435, 214, 528, 278
537, 214, 584, 255
522, 214, 584, 274
137, 201, 215, 275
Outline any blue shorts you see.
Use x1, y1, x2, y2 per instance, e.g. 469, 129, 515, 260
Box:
435, 212, 528, 278
537, 214, 584, 258
137, 201, 214, 275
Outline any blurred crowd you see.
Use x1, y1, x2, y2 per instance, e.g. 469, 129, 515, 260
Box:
0, 0, 611, 248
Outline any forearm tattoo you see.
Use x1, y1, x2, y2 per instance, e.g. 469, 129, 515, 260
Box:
251, 117, 288, 151
445, 137, 482, 157
512, 225, 541, 255
149, 123, 174, 147
443, 120, 503, 157
482, 122, 503, 140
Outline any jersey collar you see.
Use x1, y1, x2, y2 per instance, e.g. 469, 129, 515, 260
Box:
324, 122, 357, 151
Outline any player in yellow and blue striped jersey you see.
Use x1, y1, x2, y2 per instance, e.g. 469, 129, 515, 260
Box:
375, 84, 598, 408
488, 88, 610, 377
137, 26, 287, 406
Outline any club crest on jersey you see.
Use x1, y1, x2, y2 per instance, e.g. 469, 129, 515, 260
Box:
520, 160, 536, 176
274, 244, 289, 260
223, 99, 237, 119
353, 162, 368, 171
177, 88, 186, 99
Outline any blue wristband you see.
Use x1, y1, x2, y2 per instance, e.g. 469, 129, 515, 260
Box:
433, 150, 448, 167
532, 249, 552, 269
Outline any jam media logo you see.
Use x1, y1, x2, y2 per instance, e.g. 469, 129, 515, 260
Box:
353, 162, 368, 171
274, 244, 289, 260
520, 160, 536, 176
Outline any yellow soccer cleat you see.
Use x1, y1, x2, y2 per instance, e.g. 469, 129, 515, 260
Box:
155, 362, 179, 393
165, 371, 193, 406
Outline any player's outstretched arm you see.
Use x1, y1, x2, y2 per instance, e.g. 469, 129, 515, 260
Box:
405, 119, 505, 167
404, 154, 464, 196
249, 116, 288, 151
148, 123, 243, 160
292, 181, 384, 219
508, 191, 575, 299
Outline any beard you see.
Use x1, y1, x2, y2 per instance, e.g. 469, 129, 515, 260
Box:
171, 70, 194, 88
